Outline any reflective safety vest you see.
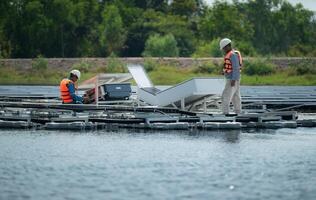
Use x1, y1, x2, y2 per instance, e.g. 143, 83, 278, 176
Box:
60, 79, 75, 103
223, 50, 243, 74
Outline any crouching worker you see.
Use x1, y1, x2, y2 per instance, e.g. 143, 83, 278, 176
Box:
60, 69, 89, 104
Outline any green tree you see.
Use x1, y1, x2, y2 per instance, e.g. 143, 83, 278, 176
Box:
2, 0, 77, 58
170, 0, 198, 17
0, 1, 11, 57
193, 38, 222, 57
0, 0, 315, 58
240, 0, 283, 54
235, 41, 257, 56
71, 0, 100, 57
197, 1, 254, 43
99, 4, 127, 56
272, 2, 315, 55
143, 34, 179, 57
110, 1, 146, 56
5, 1, 52, 57
40, 0, 77, 57
143, 10, 196, 56
133, 0, 167, 11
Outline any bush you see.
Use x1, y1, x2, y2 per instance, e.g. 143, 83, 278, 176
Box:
143, 34, 179, 57
193, 65, 213, 74
96, 66, 108, 74
287, 44, 305, 57
295, 66, 310, 75
289, 59, 316, 75
243, 58, 276, 75
235, 41, 257, 56
193, 39, 257, 58
193, 38, 222, 57
32, 55, 48, 71
192, 62, 221, 74
72, 60, 92, 73
107, 52, 126, 73
286, 44, 316, 57
143, 58, 159, 72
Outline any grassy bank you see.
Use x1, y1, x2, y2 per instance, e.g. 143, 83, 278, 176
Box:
148, 66, 316, 86
0, 57, 315, 86
0, 67, 98, 85
146, 58, 316, 86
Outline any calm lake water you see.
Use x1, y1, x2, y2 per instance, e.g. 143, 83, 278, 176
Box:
0, 128, 316, 200
1, 85, 316, 199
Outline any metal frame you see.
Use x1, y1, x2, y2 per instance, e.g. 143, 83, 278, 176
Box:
127, 64, 225, 111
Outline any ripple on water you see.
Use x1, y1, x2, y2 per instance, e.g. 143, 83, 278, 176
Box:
0, 128, 316, 200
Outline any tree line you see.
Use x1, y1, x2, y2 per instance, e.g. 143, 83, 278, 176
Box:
0, 0, 315, 58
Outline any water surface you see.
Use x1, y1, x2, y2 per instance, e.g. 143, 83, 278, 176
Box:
0, 128, 316, 200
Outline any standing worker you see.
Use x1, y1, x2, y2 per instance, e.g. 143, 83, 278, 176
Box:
219, 38, 242, 115
60, 69, 87, 104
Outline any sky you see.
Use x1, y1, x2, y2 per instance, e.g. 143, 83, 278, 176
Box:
204, 0, 316, 11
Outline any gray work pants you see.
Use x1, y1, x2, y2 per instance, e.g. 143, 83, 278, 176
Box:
221, 79, 242, 114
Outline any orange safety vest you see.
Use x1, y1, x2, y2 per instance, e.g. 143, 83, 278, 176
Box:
60, 79, 75, 103
223, 50, 243, 74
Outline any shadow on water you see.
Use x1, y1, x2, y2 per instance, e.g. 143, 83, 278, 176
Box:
88, 127, 245, 143
0, 127, 244, 143
13, 127, 289, 143
186, 129, 241, 143
0, 127, 290, 145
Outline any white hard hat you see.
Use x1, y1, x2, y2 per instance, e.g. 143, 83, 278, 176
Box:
219, 38, 232, 50
70, 69, 81, 79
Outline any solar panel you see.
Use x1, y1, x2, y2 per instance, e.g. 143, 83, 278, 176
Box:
127, 64, 153, 88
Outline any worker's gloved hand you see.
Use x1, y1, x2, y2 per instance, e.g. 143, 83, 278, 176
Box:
83, 96, 90, 104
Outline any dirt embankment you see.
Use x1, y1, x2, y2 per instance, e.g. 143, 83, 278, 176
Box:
0, 57, 315, 70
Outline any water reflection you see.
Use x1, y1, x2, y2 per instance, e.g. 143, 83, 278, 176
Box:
186, 129, 240, 143
223, 130, 240, 143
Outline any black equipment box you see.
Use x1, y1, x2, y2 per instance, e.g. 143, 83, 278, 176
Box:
100, 83, 131, 100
